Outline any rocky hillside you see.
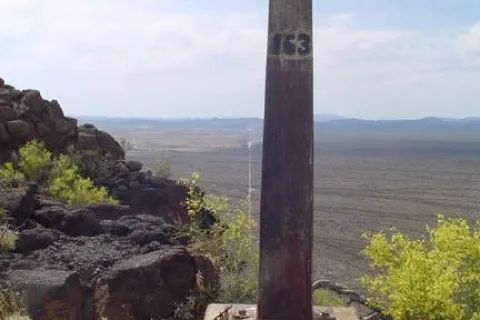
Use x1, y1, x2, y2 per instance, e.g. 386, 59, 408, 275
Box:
0, 76, 124, 162
1, 181, 218, 320
0, 77, 218, 320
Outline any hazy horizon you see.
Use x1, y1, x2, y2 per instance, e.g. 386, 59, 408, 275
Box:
1, 1, 479, 119
74, 114, 479, 121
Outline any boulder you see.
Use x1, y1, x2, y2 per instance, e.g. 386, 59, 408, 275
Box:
94, 248, 197, 320
8, 269, 86, 320
15, 227, 61, 253
0, 180, 37, 225
77, 124, 125, 161
6, 120, 31, 138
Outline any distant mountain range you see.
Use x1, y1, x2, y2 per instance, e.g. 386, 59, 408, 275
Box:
76, 114, 480, 133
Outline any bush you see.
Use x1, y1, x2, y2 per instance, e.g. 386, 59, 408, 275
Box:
0, 140, 118, 207
16, 140, 51, 182
0, 162, 24, 183
0, 209, 18, 251
179, 172, 258, 305
0, 209, 27, 319
361, 214, 480, 320
47, 154, 117, 206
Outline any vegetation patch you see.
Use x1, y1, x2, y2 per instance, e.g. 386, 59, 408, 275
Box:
0, 139, 117, 206
362, 214, 480, 320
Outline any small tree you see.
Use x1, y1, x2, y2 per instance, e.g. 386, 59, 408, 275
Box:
361, 214, 480, 320
179, 172, 259, 304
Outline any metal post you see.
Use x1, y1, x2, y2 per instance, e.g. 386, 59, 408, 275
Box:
248, 128, 252, 222
257, 0, 314, 320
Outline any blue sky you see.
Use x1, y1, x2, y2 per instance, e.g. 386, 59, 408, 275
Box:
0, 0, 479, 119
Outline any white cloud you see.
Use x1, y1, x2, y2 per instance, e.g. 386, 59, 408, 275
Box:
455, 22, 480, 63
0, 1, 478, 118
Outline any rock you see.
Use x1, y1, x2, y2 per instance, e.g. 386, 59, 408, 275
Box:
126, 160, 143, 172
33, 198, 103, 236
0, 105, 16, 121
59, 208, 103, 237
46, 100, 64, 118
94, 248, 197, 320
0, 180, 37, 225
15, 227, 61, 253
0, 77, 4, 87
100, 220, 131, 236
77, 124, 125, 161
100, 214, 177, 245
0, 77, 82, 161
0, 122, 11, 142
113, 160, 130, 176
6, 119, 31, 138
0, 88, 10, 100
88, 203, 132, 221
21, 90, 44, 114
55, 117, 77, 134
126, 228, 170, 245
33, 200, 68, 229
8, 269, 86, 320
36, 121, 51, 136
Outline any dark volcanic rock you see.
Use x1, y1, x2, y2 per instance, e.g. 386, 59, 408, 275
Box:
33, 199, 103, 237
24, 234, 142, 277
101, 214, 180, 246
0, 179, 37, 225
0, 76, 220, 320
76, 124, 125, 161
8, 269, 86, 320
15, 227, 61, 253
59, 208, 103, 237
88, 203, 132, 220
94, 248, 197, 320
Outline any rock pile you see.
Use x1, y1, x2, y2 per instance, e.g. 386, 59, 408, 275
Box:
0, 77, 78, 161
0, 76, 220, 319
0, 76, 124, 163
0, 180, 219, 320
99, 160, 191, 223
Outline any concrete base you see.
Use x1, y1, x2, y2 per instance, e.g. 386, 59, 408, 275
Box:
203, 304, 360, 320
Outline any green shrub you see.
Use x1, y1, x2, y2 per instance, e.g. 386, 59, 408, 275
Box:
179, 172, 258, 305
361, 214, 480, 320
47, 154, 117, 206
0, 139, 118, 207
16, 140, 51, 182
0, 210, 26, 319
0, 162, 24, 182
